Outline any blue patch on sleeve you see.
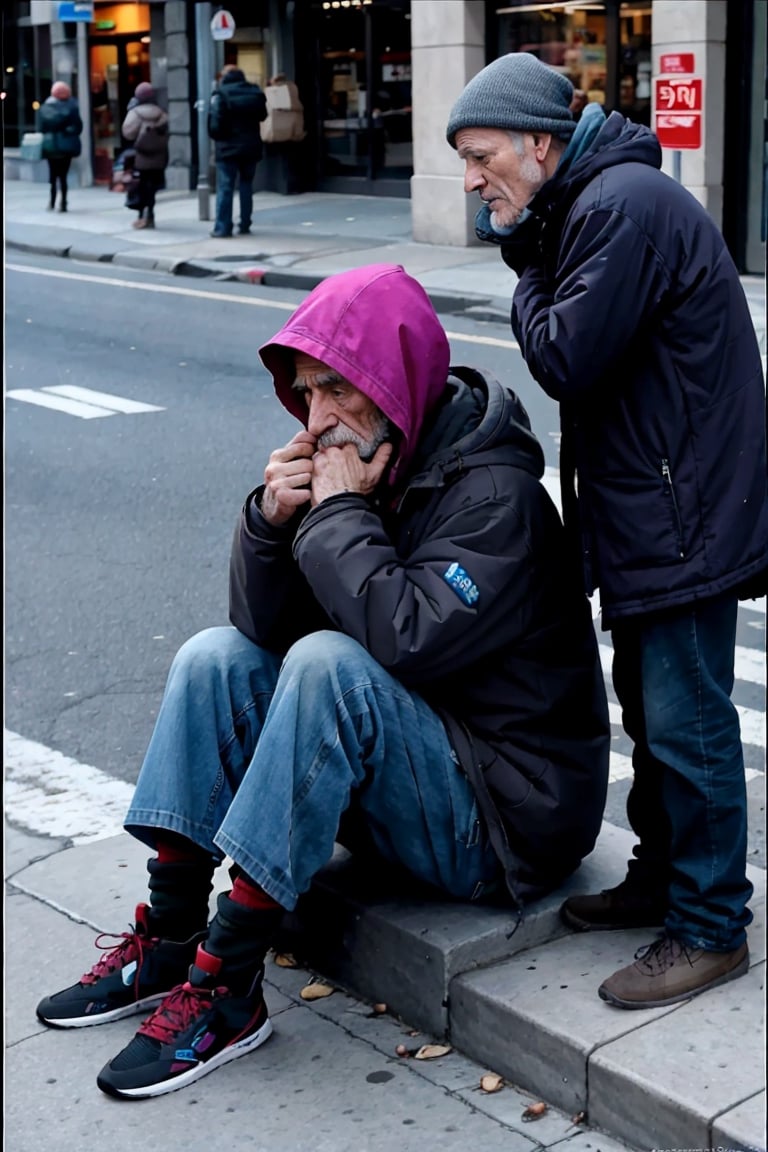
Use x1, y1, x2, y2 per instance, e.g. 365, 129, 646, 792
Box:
442, 562, 480, 607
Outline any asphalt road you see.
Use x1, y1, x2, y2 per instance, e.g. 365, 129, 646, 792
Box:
5, 252, 765, 865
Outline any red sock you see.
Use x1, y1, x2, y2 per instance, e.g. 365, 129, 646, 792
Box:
230, 873, 282, 913
156, 833, 209, 865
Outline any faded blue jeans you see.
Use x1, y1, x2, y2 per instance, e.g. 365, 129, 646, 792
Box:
611, 594, 753, 951
125, 627, 502, 910
213, 158, 257, 235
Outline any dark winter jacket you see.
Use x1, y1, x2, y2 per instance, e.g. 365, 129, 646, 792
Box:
208, 69, 267, 162
229, 264, 610, 906
484, 111, 768, 624
121, 101, 169, 171
39, 96, 83, 159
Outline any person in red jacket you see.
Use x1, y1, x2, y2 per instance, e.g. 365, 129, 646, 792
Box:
36, 264, 609, 1100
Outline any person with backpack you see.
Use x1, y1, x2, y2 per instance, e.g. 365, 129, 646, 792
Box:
121, 82, 169, 230
208, 64, 267, 237
36, 264, 610, 1100
39, 80, 83, 213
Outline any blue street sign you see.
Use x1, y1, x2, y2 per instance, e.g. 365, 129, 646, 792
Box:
57, 2, 94, 21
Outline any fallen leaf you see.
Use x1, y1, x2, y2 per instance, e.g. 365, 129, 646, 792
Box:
273, 953, 298, 968
372, 1003, 388, 1014
395, 1044, 411, 1057
480, 1073, 504, 1093
408, 1030, 421, 1037
522, 1101, 548, 1121
571, 1110, 587, 1126
299, 981, 335, 1001
414, 1044, 452, 1060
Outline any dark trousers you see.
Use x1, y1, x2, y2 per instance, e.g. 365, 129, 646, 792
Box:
137, 170, 164, 219
214, 158, 258, 235
47, 157, 72, 206
611, 593, 753, 951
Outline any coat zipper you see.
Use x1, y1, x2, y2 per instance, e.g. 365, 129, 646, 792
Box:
661, 458, 685, 558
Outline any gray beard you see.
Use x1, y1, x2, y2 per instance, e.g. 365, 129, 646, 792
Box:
317, 413, 391, 462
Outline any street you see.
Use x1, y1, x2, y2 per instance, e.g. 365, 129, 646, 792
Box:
5, 250, 766, 861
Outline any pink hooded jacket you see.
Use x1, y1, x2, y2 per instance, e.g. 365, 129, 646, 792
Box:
259, 264, 450, 486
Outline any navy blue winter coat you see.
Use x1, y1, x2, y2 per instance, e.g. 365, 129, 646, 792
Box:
208, 69, 267, 163
495, 113, 768, 625
39, 96, 83, 159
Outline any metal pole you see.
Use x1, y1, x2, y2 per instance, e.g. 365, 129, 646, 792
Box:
194, 2, 213, 220
76, 21, 93, 187
672, 149, 682, 183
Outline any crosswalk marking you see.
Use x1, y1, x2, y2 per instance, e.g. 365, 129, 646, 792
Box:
43, 385, 164, 415
6, 385, 165, 420
6, 388, 115, 419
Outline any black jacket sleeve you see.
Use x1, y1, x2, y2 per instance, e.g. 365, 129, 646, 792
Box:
511, 208, 670, 399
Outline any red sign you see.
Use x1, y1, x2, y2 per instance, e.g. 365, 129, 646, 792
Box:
656, 78, 702, 112
659, 53, 695, 74
654, 77, 702, 149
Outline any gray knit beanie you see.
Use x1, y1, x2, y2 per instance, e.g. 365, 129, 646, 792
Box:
446, 52, 575, 147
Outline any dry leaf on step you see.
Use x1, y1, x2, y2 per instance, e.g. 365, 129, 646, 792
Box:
273, 953, 298, 968
480, 1073, 504, 1093
414, 1044, 452, 1060
300, 980, 335, 1001
522, 1101, 548, 1121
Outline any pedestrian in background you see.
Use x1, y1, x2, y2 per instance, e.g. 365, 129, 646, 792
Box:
39, 80, 83, 213
447, 51, 768, 1010
208, 63, 267, 237
36, 263, 610, 1099
121, 82, 169, 230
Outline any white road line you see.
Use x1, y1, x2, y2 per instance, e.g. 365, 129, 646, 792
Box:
6, 389, 116, 419
43, 385, 165, 414
4, 730, 134, 844
6, 263, 521, 350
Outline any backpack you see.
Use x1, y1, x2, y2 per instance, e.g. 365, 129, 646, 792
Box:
136, 117, 168, 155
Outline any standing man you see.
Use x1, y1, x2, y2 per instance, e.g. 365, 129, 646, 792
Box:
447, 52, 768, 1010
36, 264, 610, 1099
208, 63, 267, 238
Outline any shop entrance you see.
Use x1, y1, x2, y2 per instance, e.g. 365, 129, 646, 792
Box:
89, 35, 150, 183
312, 0, 412, 197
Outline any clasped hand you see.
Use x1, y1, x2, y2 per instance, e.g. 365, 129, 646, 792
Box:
260, 431, 393, 526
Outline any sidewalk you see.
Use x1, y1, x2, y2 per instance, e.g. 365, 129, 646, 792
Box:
5, 173, 767, 1152
4, 175, 765, 355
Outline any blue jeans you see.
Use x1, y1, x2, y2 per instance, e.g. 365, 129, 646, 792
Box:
125, 627, 502, 910
214, 158, 257, 235
611, 594, 753, 951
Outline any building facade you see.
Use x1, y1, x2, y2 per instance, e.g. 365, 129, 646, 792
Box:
2, 0, 765, 272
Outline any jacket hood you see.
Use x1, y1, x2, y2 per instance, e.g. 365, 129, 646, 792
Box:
259, 264, 451, 484
413, 367, 545, 483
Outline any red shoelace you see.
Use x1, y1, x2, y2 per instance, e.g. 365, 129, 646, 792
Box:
138, 982, 215, 1044
81, 927, 151, 989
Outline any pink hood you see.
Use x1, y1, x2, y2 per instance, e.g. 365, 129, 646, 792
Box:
259, 264, 450, 484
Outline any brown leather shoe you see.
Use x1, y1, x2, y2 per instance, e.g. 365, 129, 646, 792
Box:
560, 881, 667, 931
598, 935, 749, 1009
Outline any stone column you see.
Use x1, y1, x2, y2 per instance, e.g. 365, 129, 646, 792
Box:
164, 0, 192, 191
652, 0, 726, 227
410, 0, 485, 246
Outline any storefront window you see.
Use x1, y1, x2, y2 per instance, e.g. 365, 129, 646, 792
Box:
315, 0, 412, 190
493, 1, 651, 125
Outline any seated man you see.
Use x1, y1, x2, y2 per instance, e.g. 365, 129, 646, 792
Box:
37, 264, 610, 1100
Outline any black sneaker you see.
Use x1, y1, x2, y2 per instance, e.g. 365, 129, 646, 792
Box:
96, 944, 273, 1099
36, 903, 202, 1028
560, 880, 667, 932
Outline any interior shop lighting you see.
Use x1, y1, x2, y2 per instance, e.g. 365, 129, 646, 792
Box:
497, 2, 605, 13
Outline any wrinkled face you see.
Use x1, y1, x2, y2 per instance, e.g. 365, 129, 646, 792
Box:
292, 353, 391, 461
454, 127, 550, 230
